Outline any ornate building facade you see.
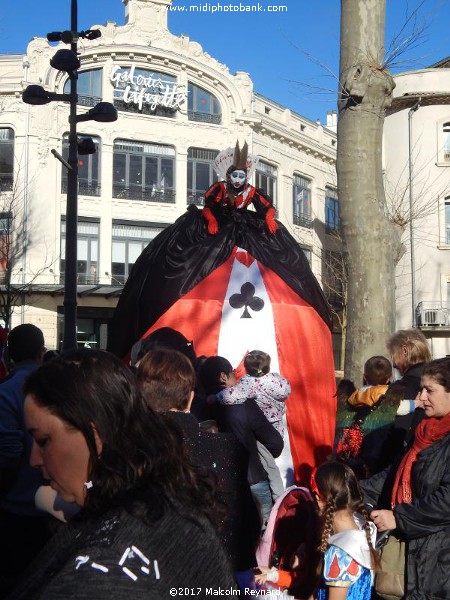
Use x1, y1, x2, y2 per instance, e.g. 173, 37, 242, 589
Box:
0, 0, 339, 351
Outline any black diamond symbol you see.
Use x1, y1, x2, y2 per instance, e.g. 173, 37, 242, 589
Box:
229, 282, 264, 318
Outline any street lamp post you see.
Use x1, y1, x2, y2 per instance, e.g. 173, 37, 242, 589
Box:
22, 0, 117, 351
64, 0, 80, 351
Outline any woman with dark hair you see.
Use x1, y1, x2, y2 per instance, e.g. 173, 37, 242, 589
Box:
9, 349, 235, 599
366, 357, 450, 599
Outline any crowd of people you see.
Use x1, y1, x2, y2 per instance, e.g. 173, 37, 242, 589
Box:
0, 323, 449, 600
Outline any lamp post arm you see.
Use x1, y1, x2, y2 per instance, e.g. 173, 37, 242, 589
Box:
51, 149, 73, 171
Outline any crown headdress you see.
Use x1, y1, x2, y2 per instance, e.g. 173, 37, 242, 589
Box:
213, 141, 258, 181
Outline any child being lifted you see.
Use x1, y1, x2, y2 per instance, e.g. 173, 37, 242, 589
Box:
213, 350, 291, 502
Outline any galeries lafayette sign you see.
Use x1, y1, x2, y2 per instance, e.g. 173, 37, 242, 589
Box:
110, 64, 188, 111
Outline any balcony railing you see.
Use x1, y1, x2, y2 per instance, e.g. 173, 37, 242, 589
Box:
416, 301, 450, 326
293, 213, 313, 229
188, 111, 222, 125
78, 95, 102, 108
114, 99, 176, 118
187, 192, 206, 207
62, 180, 101, 197
0, 177, 13, 192
60, 273, 99, 285
113, 185, 175, 204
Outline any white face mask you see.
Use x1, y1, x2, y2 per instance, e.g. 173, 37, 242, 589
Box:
229, 169, 246, 189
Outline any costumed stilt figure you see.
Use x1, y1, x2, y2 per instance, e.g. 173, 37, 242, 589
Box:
108, 141, 336, 484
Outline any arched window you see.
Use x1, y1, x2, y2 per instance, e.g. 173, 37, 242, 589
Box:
64, 69, 102, 107
111, 67, 182, 118
0, 128, 14, 191
188, 83, 221, 124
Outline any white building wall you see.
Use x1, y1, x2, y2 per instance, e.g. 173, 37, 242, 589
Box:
384, 68, 450, 357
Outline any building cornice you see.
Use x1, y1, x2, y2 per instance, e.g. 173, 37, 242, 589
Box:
249, 117, 336, 163
387, 92, 450, 115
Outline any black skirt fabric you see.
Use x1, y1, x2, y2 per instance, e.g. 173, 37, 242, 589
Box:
108, 205, 331, 358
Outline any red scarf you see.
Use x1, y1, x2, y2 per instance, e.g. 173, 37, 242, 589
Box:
392, 413, 450, 507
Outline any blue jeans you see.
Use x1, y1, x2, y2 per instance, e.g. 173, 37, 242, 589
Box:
250, 479, 273, 531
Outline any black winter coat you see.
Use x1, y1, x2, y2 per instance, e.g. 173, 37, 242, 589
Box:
378, 363, 426, 469
163, 411, 260, 571
7, 506, 236, 599
214, 398, 284, 485
363, 432, 450, 599
395, 432, 450, 599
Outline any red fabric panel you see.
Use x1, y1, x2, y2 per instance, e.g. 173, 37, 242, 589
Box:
141, 255, 234, 358
258, 263, 336, 485
141, 250, 336, 485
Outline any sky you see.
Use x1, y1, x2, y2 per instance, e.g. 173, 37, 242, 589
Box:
1, 0, 449, 122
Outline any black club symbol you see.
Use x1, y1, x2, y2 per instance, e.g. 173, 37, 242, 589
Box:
229, 282, 264, 318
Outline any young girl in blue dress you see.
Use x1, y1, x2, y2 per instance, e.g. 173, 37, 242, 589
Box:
313, 461, 379, 600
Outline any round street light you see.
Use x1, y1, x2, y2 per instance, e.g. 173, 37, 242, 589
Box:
75, 102, 118, 123
50, 49, 80, 74
22, 85, 53, 105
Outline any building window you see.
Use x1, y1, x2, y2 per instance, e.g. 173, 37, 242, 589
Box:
325, 187, 339, 233
188, 83, 221, 124
64, 69, 102, 107
113, 140, 175, 203
187, 148, 218, 206
0, 128, 14, 192
112, 68, 177, 118
61, 134, 101, 196
111, 222, 166, 284
444, 123, 450, 162
293, 175, 312, 228
445, 197, 450, 244
256, 161, 277, 206
60, 219, 99, 285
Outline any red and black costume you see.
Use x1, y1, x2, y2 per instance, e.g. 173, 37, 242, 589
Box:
202, 181, 277, 235
108, 142, 335, 485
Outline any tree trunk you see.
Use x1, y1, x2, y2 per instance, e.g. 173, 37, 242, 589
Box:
337, 0, 401, 384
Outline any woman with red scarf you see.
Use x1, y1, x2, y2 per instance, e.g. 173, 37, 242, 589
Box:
369, 358, 450, 599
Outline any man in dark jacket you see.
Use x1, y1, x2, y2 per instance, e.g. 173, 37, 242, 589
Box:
0, 324, 49, 594
198, 355, 284, 530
